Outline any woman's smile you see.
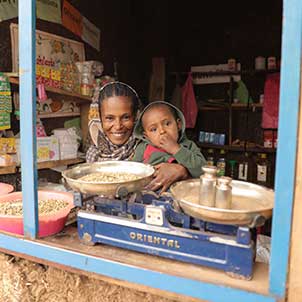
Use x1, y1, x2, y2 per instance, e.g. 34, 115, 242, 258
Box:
101, 96, 135, 145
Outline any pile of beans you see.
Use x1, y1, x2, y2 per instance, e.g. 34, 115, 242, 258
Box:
79, 172, 140, 183
0, 199, 69, 216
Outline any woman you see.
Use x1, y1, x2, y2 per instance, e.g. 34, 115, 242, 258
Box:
86, 81, 189, 192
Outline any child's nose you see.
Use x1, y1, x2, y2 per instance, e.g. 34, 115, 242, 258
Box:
159, 126, 166, 134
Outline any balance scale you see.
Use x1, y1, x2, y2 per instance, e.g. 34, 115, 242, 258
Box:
62, 161, 274, 280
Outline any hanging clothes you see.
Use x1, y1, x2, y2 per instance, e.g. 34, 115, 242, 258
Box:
233, 80, 253, 104
181, 73, 198, 128
261, 73, 280, 129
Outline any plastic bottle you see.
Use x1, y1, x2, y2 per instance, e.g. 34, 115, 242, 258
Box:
217, 149, 226, 177
256, 153, 270, 187
206, 149, 215, 166
228, 159, 237, 179
238, 152, 250, 181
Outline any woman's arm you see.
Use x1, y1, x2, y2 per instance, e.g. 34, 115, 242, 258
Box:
146, 162, 189, 193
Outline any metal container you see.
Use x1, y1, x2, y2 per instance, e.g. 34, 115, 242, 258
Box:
170, 179, 274, 226
215, 176, 232, 209
62, 161, 155, 197
199, 165, 217, 207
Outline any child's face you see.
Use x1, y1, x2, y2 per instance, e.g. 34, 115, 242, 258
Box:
142, 105, 181, 148
101, 96, 135, 145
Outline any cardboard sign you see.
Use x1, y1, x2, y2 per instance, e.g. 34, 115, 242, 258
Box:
0, 0, 61, 24
82, 16, 100, 51
0, 0, 18, 21
62, 0, 101, 51
36, 0, 62, 24
62, 0, 82, 37
10, 23, 85, 91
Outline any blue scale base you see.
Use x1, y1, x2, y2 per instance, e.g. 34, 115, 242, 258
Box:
75, 193, 255, 280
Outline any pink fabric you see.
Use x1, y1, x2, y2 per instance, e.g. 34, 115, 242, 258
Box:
182, 73, 198, 128
261, 73, 280, 129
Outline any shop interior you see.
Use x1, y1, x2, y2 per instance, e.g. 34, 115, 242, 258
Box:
0, 0, 287, 301
0, 0, 282, 189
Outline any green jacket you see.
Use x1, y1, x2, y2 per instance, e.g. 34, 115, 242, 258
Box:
132, 101, 206, 178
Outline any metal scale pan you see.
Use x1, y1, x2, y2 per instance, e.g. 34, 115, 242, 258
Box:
170, 179, 274, 226
62, 161, 155, 197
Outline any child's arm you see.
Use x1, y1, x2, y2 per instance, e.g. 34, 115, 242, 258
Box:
173, 140, 206, 178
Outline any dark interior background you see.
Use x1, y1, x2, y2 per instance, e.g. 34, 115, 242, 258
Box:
0, 0, 282, 189
0, 0, 282, 97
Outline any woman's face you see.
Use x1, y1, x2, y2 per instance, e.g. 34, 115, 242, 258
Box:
100, 95, 135, 145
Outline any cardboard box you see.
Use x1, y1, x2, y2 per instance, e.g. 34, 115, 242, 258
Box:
16, 136, 60, 163
53, 128, 79, 159
0, 138, 16, 154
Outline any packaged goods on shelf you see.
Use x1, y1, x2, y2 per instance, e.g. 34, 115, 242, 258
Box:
0, 154, 14, 166
0, 138, 16, 154
53, 128, 79, 160
15, 136, 60, 163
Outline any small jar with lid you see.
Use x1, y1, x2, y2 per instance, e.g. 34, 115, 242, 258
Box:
215, 176, 232, 209
199, 165, 217, 207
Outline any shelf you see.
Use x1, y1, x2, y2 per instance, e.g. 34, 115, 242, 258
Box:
171, 69, 280, 77
9, 77, 92, 104
232, 103, 263, 108
199, 103, 263, 111
17, 158, 84, 171
0, 165, 16, 175
37, 112, 81, 119
197, 142, 276, 153
36, 158, 84, 169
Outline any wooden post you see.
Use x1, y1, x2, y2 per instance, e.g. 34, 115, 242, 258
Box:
287, 77, 302, 302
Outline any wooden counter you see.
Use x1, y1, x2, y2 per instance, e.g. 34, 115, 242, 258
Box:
0, 226, 270, 302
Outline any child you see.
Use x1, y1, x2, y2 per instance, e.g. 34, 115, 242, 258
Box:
86, 83, 189, 192
132, 101, 206, 178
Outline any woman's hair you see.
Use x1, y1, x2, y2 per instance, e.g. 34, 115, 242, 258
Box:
98, 82, 140, 115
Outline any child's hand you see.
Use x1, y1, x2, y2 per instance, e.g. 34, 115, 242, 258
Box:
159, 133, 180, 155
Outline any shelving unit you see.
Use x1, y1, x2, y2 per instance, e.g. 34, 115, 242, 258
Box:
9, 76, 92, 104
192, 68, 280, 146
191, 68, 278, 189
0, 77, 88, 177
